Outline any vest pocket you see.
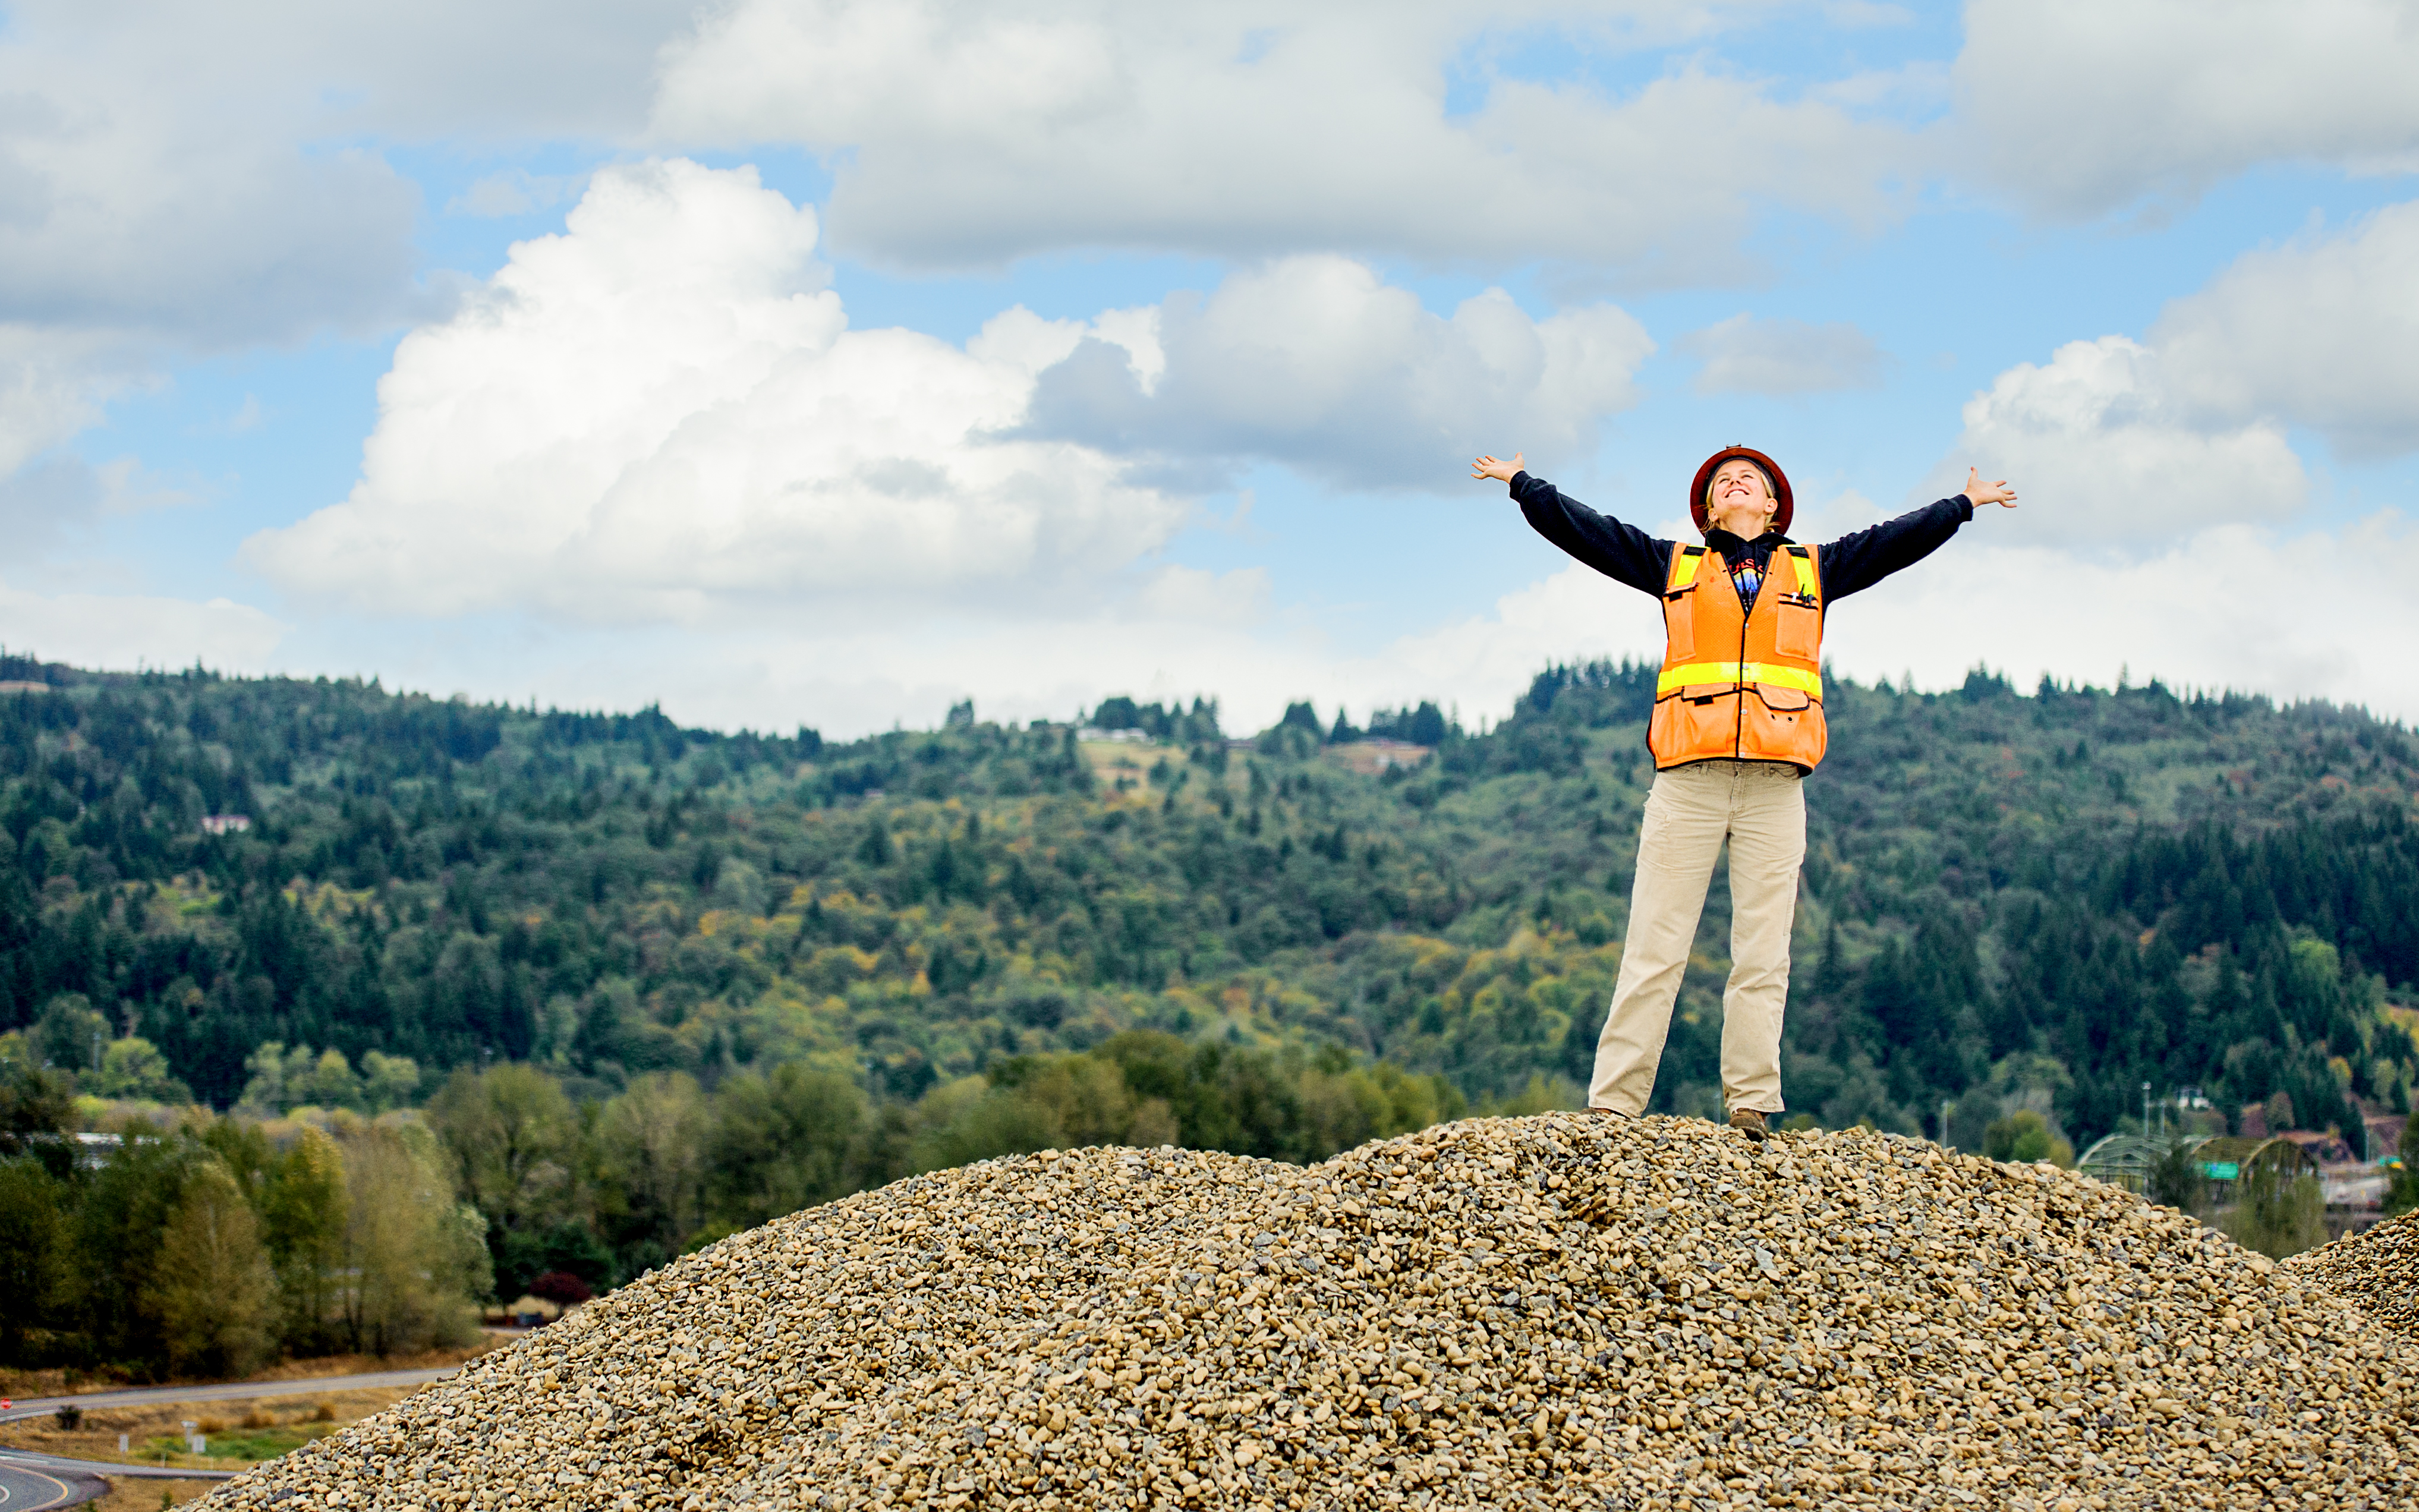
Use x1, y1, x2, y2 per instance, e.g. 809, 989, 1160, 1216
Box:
1740, 695, 1827, 769
1774, 601, 1820, 660
1649, 687, 1738, 766
1755, 682, 1810, 712
1662, 585, 1698, 663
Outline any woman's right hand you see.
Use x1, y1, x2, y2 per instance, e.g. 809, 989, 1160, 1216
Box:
1472, 452, 1525, 484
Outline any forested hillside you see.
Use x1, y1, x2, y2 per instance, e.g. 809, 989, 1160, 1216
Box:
4, 652, 2419, 1303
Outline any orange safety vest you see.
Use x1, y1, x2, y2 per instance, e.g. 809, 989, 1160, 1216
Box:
1649, 541, 1827, 772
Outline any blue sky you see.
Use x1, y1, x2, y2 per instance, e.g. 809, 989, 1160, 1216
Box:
5, 0, 2418, 735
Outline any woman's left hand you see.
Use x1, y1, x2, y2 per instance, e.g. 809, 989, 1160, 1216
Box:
1964, 467, 2018, 508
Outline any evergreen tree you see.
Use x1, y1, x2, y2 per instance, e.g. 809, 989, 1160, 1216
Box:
0, 1157, 66, 1358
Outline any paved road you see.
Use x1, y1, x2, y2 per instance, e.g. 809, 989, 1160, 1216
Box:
0, 1368, 461, 1511
0, 1460, 110, 1512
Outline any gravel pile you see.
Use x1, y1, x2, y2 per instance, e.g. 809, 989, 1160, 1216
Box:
2296, 1209, 2419, 1337
204, 1115, 2419, 1512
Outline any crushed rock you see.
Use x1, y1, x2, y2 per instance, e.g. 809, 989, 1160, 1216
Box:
202, 1116, 2419, 1511
2295, 1207, 2419, 1338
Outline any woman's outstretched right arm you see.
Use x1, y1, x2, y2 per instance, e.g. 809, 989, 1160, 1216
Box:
1475, 452, 1671, 597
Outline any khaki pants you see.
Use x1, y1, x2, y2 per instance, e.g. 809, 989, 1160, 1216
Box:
1588, 759, 1805, 1116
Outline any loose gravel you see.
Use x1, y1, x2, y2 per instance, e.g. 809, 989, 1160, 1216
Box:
2295, 1208, 2419, 1338
204, 1115, 2419, 1511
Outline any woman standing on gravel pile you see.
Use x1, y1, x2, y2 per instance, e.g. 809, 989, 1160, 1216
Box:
1471, 446, 2017, 1140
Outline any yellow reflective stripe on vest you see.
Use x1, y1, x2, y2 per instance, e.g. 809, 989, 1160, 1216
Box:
1656, 662, 1824, 697
1665, 544, 1705, 594
1787, 546, 1818, 603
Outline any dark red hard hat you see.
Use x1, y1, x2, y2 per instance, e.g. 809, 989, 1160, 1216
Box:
1690, 445, 1793, 536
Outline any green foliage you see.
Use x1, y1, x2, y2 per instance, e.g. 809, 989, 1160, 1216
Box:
0, 1156, 67, 1357
259, 1127, 348, 1353
0, 1036, 75, 1160
335, 1121, 484, 1354
145, 1157, 275, 1378
2147, 1137, 2206, 1214
1982, 1108, 2076, 1167
426, 1063, 579, 1283
11, 1109, 483, 1375
34, 995, 107, 1075
235, 1042, 419, 1116
92, 1037, 192, 1102
701, 1062, 865, 1235
1087, 697, 1222, 745
73, 1133, 198, 1366
2222, 1163, 2328, 1259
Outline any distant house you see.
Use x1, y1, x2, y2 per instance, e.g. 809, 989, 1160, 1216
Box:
1323, 739, 1433, 777
18, 1131, 122, 1171
201, 814, 251, 835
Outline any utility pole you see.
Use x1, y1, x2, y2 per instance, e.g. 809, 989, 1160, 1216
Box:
1941, 1100, 1953, 1151
2142, 1081, 2151, 1141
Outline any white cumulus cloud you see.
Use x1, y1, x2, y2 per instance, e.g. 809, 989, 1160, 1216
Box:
1024, 259, 1652, 490
1921, 200, 2419, 542
244, 160, 1189, 623
1925, 335, 2308, 547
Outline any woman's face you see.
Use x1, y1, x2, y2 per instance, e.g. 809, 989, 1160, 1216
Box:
1706, 459, 1777, 534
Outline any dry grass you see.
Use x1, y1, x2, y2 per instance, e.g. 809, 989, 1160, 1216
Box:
1078, 738, 1185, 796
0, 1385, 426, 1471
0, 1337, 503, 1402
86, 1476, 222, 1512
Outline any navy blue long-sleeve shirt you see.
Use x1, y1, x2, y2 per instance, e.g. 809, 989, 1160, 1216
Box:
1511, 471, 1973, 606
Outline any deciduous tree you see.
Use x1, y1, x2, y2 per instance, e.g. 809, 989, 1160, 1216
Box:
146, 1158, 275, 1377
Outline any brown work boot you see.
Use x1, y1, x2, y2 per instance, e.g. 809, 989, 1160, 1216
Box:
1728, 1108, 1769, 1142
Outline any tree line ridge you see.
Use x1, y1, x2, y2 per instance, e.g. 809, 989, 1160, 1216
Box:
1, 657, 2415, 1374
